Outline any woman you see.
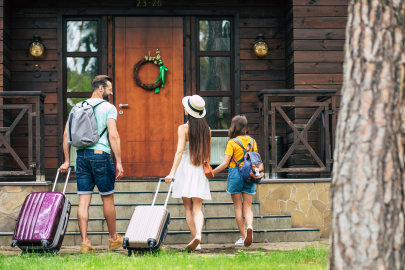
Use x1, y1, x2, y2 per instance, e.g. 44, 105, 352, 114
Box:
212, 115, 257, 247
165, 95, 211, 251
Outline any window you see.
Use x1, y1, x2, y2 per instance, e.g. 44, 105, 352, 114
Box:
63, 19, 101, 170
196, 19, 233, 164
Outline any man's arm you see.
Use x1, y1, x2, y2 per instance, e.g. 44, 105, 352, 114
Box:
60, 122, 71, 173
107, 118, 124, 180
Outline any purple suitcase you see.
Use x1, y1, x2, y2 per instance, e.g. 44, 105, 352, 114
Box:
11, 168, 71, 254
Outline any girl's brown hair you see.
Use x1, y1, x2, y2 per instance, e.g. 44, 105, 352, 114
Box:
228, 115, 249, 139
188, 115, 211, 166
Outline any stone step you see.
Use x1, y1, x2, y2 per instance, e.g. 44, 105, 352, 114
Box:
66, 216, 291, 232
64, 190, 254, 205
69, 203, 261, 219
57, 180, 228, 193
0, 229, 320, 246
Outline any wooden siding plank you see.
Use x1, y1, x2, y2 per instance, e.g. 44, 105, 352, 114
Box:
293, 0, 349, 5
12, 71, 57, 82
293, 6, 348, 17
240, 18, 284, 28
240, 28, 285, 39
240, 60, 285, 71
241, 70, 285, 81
12, 82, 57, 92
12, 29, 56, 39
239, 8, 284, 18
293, 39, 345, 51
293, 17, 347, 29
294, 62, 343, 73
294, 29, 346, 39
12, 61, 57, 71
294, 51, 344, 62
294, 74, 343, 84
12, 18, 57, 28
241, 81, 285, 91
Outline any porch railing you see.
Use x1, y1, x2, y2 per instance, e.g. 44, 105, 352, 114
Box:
257, 89, 337, 179
0, 91, 46, 181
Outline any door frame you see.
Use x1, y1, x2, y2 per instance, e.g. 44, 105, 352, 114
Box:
57, 10, 240, 170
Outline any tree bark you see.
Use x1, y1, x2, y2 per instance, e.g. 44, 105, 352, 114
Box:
329, 1, 405, 269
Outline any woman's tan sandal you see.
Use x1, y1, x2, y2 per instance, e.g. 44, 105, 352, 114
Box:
109, 233, 124, 250
80, 242, 95, 254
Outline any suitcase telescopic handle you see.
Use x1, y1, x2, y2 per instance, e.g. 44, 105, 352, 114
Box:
62, 168, 71, 194
152, 178, 175, 208
52, 168, 61, 192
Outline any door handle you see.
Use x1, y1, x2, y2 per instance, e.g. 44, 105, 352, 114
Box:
119, 104, 129, 108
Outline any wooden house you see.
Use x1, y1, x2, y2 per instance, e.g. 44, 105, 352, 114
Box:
0, 0, 346, 245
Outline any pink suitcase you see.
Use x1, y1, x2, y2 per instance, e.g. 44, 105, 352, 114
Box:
11, 168, 71, 254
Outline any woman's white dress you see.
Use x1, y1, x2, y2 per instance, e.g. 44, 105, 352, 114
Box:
172, 141, 211, 200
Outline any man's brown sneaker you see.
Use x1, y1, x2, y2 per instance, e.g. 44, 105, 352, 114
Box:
109, 233, 124, 250
80, 242, 95, 254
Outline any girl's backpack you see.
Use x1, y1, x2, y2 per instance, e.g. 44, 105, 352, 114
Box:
231, 137, 264, 184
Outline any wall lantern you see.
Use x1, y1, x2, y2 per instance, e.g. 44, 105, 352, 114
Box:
253, 33, 269, 57
28, 33, 45, 58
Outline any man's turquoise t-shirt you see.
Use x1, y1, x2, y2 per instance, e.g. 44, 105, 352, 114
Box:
77, 98, 117, 154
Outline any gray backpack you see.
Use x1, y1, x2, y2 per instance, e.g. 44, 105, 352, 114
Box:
67, 99, 107, 148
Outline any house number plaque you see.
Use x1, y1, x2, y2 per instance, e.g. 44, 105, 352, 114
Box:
137, 0, 163, 7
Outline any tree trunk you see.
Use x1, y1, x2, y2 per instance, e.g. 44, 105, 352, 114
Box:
329, 1, 405, 269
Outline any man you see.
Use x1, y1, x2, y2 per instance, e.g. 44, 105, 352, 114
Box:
60, 75, 124, 253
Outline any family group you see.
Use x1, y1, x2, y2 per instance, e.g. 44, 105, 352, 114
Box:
59, 75, 260, 253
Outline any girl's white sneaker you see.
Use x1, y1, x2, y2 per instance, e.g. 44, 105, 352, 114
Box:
235, 237, 245, 246
195, 244, 201, 251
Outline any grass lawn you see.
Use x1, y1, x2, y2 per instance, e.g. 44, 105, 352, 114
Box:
0, 245, 329, 270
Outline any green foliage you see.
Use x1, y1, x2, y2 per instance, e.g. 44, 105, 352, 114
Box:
0, 245, 328, 270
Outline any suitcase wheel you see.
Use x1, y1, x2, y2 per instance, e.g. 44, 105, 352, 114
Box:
123, 238, 129, 249
127, 250, 132, 257
41, 239, 50, 248
11, 240, 18, 248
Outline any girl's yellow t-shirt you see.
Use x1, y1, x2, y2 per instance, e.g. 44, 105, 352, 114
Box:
225, 136, 258, 168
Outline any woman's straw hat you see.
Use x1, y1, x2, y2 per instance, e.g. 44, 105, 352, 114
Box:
182, 95, 206, 118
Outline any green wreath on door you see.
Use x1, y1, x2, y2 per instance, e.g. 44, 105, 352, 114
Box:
133, 50, 168, 94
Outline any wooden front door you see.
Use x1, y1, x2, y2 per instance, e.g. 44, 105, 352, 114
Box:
115, 17, 183, 178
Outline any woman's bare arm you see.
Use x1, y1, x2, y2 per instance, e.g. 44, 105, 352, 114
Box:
212, 155, 232, 175
165, 125, 187, 183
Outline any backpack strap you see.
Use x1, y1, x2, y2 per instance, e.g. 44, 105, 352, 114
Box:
231, 138, 248, 168
86, 99, 108, 138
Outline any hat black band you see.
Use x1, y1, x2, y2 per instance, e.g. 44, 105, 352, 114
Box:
188, 99, 204, 116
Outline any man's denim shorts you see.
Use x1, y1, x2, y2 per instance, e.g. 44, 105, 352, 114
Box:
76, 149, 116, 195
226, 167, 256, 195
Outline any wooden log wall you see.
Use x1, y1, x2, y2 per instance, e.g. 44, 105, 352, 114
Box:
239, 5, 287, 147
285, 0, 347, 178
9, 9, 58, 179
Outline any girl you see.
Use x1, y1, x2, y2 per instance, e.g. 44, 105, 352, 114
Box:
165, 95, 211, 251
212, 115, 257, 247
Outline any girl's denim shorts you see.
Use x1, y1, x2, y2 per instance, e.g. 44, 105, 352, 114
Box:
226, 167, 256, 195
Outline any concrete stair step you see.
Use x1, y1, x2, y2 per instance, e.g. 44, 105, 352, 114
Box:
57, 180, 228, 193
64, 190, 251, 205
0, 229, 320, 246
69, 203, 260, 219
66, 216, 292, 232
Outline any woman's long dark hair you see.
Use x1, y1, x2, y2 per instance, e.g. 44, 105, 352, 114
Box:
228, 115, 249, 139
188, 115, 211, 166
